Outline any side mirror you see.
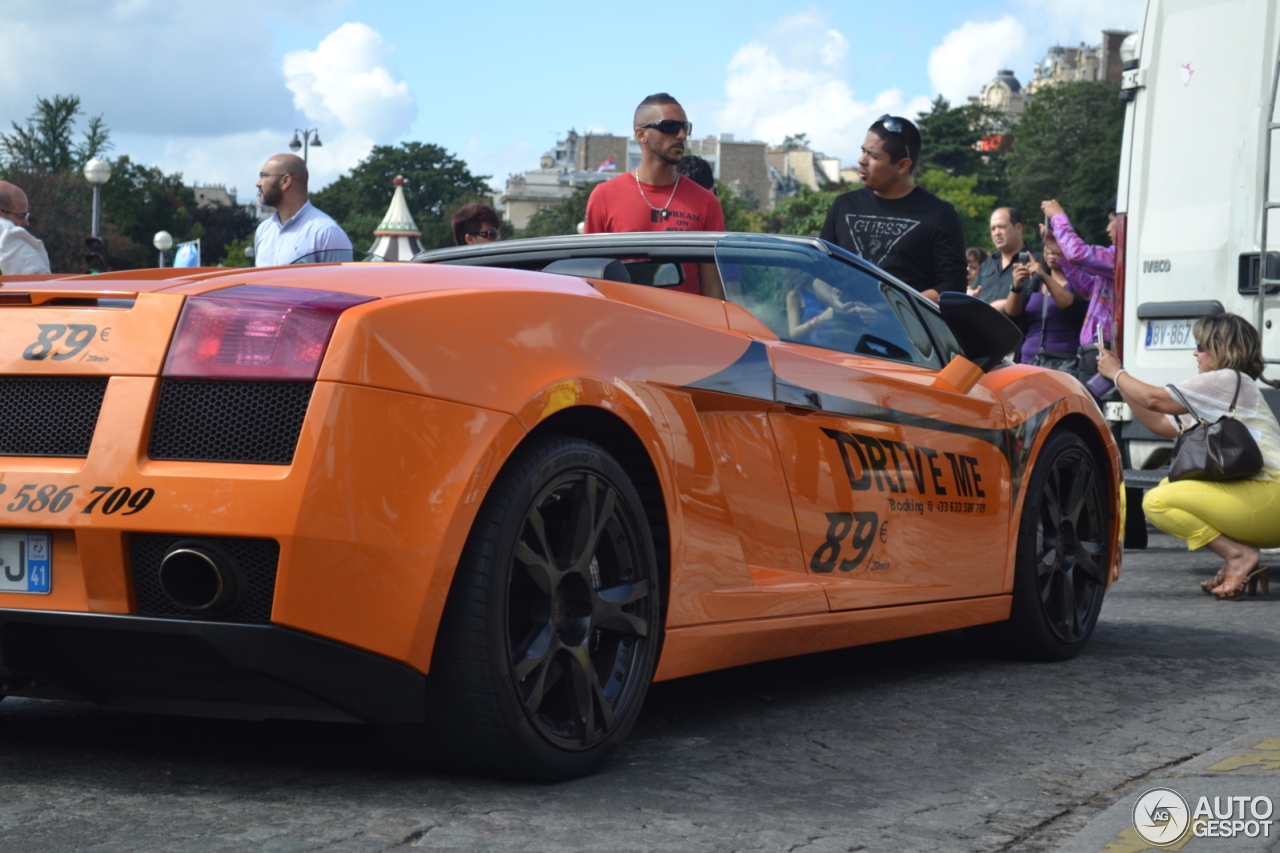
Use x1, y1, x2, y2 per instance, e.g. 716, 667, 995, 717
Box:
937, 292, 1023, 371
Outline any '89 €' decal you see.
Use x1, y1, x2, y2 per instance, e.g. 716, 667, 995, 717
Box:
0, 483, 154, 515
23, 324, 111, 361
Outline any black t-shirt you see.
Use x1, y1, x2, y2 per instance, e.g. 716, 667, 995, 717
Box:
819, 186, 968, 295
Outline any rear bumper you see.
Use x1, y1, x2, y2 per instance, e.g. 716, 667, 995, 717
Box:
0, 609, 426, 725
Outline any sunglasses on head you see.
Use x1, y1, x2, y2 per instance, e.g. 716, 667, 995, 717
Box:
877, 114, 904, 134
636, 120, 692, 136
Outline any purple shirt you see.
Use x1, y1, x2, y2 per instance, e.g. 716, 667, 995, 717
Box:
1050, 213, 1115, 347
1020, 277, 1088, 363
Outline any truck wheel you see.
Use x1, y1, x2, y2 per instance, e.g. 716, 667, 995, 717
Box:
968, 431, 1110, 661
398, 436, 662, 781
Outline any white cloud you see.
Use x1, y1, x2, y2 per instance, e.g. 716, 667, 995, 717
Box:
282, 22, 418, 188
1017, 0, 1146, 41
0, 0, 306, 136
927, 17, 1031, 106
0, 7, 413, 193
714, 13, 930, 166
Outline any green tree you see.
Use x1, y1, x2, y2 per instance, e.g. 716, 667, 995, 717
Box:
916, 167, 998, 251
0, 94, 111, 173
189, 198, 258, 266
1004, 81, 1124, 244
312, 142, 492, 250
2, 169, 91, 273
915, 96, 1010, 200
763, 185, 841, 236
521, 182, 595, 238
717, 182, 767, 233
222, 235, 254, 268
98, 156, 198, 270
781, 133, 811, 150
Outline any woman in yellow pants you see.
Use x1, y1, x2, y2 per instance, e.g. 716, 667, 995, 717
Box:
1097, 314, 1280, 599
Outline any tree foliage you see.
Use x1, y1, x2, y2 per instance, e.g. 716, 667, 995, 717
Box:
312, 142, 493, 250
762, 185, 841, 236
98, 156, 198, 271
915, 96, 1010, 201
1004, 81, 1124, 244
916, 168, 998, 251
4, 169, 92, 274
718, 182, 767, 233
0, 94, 111, 173
190, 198, 258, 266
521, 182, 595, 238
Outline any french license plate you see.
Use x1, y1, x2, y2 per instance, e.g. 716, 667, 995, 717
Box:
0, 532, 51, 594
1144, 319, 1196, 349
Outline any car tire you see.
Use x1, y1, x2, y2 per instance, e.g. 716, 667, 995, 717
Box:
967, 430, 1110, 661
395, 435, 663, 781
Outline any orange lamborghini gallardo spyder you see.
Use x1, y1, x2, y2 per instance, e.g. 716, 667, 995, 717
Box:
0, 233, 1121, 780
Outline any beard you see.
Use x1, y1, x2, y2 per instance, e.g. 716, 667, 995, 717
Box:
657, 148, 683, 166
260, 184, 283, 207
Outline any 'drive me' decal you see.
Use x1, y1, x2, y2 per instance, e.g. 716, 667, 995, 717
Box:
821, 427, 985, 499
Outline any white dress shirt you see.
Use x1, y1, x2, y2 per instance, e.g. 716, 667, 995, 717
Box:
0, 218, 51, 274
254, 201, 352, 267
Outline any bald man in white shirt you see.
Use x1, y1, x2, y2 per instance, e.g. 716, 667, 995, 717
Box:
0, 181, 50, 275
253, 154, 351, 266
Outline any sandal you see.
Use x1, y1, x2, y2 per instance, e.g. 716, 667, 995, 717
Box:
1211, 567, 1270, 600
1201, 569, 1227, 595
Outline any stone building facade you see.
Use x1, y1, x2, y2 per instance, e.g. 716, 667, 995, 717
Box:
499, 130, 775, 230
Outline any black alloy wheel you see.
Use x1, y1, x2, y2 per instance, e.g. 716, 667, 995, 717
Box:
417, 435, 662, 780
968, 430, 1110, 660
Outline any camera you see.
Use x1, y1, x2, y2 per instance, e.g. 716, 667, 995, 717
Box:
1016, 250, 1031, 264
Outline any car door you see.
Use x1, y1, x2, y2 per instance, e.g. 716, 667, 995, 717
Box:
715, 235, 1013, 611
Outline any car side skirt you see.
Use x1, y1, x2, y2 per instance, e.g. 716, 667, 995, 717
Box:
654, 595, 1011, 681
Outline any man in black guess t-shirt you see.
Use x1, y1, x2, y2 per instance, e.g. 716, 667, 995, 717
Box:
819, 115, 967, 301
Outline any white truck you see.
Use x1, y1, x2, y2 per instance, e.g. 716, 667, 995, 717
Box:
1114, 0, 1280, 543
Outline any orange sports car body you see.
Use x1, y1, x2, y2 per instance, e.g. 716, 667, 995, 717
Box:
0, 233, 1121, 779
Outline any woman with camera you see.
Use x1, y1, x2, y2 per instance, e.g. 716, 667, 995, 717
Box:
1096, 314, 1280, 599
1003, 224, 1088, 371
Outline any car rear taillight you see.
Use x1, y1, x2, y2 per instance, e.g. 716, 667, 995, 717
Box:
163, 285, 374, 379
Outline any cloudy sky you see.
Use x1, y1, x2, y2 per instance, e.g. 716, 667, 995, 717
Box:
1, 0, 1144, 200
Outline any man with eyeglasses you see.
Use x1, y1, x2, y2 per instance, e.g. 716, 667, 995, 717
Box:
819, 115, 966, 302
253, 153, 351, 266
584, 92, 725, 297
0, 181, 50, 275
451, 203, 502, 245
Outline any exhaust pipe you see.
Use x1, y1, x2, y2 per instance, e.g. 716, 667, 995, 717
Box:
158, 546, 237, 611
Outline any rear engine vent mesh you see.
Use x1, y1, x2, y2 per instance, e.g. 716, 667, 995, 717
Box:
149, 380, 312, 464
0, 377, 107, 457
130, 534, 279, 623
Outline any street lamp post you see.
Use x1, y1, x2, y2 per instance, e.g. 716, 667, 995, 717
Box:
154, 231, 173, 268
83, 158, 112, 237
289, 128, 323, 163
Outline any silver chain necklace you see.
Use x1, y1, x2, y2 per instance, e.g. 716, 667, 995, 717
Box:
633, 170, 680, 220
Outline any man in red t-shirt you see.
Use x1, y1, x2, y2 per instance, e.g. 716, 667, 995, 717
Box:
584, 93, 725, 297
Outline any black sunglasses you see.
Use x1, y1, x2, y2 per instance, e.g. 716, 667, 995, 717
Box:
636, 120, 692, 136
468, 229, 500, 240
877, 114, 904, 134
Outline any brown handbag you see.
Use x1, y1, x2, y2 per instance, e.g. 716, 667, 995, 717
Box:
1167, 372, 1264, 482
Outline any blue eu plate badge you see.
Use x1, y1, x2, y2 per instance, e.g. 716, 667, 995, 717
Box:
0, 532, 51, 594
